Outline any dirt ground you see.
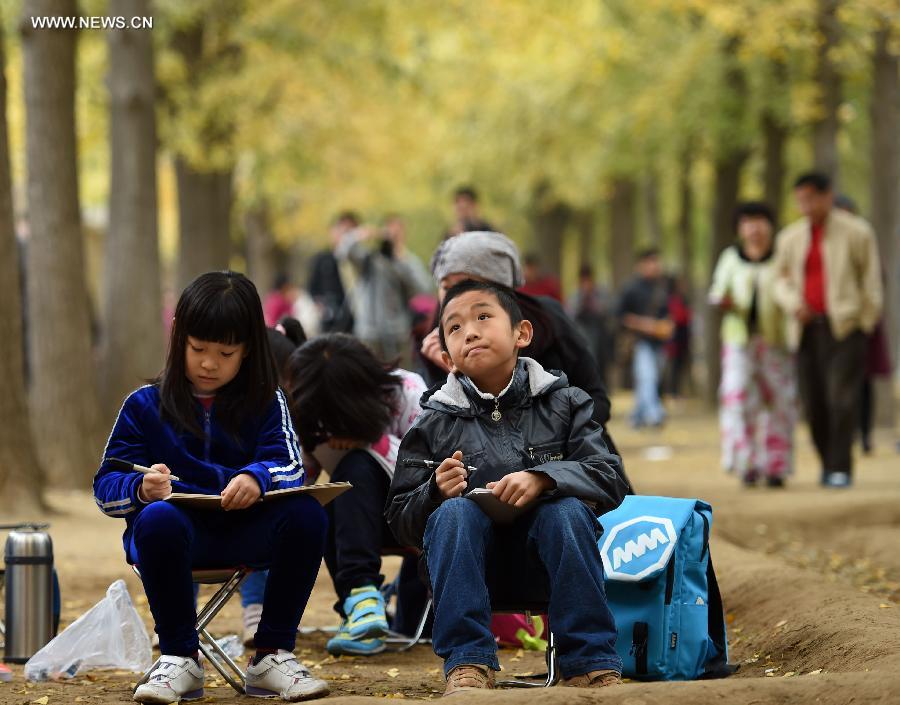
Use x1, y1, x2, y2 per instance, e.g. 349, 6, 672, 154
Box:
3, 394, 900, 704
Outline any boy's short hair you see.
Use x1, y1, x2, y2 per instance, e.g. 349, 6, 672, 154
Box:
636, 246, 660, 262
438, 279, 523, 352
454, 185, 479, 202
793, 171, 831, 193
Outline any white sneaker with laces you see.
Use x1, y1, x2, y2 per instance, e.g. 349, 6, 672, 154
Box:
133, 655, 204, 704
245, 650, 329, 701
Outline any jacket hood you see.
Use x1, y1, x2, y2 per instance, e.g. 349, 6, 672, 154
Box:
423, 357, 567, 415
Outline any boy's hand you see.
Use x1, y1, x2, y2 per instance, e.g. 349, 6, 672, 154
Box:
421, 328, 452, 372
221, 473, 262, 510
138, 464, 173, 502
435, 450, 467, 499
487, 471, 555, 507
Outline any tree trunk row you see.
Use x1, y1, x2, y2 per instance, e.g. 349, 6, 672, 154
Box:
101, 0, 163, 418
22, 0, 104, 487
609, 177, 636, 291
175, 159, 233, 290
869, 25, 898, 426
0, 11, 43, 512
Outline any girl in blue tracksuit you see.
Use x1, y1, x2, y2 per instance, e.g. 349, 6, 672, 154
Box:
93, 271, 329, 703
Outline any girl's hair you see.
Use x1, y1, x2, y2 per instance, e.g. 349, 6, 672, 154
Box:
267, 317, 308, 383
286, 334, 402, 450
159, 271, 277, 437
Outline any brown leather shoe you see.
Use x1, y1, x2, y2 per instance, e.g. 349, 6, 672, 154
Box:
563, 669, 622, 687
443, 664, 496, 696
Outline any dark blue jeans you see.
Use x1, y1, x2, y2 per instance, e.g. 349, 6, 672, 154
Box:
130, 494, 327, 656
424, 496, 622, 679
324, 451, 431, 629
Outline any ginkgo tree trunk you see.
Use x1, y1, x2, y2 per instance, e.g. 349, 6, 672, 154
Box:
0, 12, 43, 513
100, 0, 164, 419
870, 24, 898, 426
164, 16, 237, 291
21, 0, 104, 487
812, 0, 842, 183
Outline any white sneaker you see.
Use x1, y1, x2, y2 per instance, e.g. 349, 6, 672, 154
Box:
133, 655, 204, 704
824, 471, 851, 488
243, 603, 263, 648
245, 650, 329, 701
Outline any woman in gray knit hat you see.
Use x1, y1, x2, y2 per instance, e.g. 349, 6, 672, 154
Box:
419, 232, 628, 486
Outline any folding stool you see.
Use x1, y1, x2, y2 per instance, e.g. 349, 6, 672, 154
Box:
132, 566, 249, 695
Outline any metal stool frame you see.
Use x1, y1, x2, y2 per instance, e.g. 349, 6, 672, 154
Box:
132, 566, 249, 695
492, 606, 559, 688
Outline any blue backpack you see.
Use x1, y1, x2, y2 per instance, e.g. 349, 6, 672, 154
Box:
597, 496, 733, 680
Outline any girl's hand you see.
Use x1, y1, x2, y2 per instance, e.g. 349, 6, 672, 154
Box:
221, 473, 262, 510
138, 464, 173, 502
421, 328, 451, 372
435, 451, 467, 499
487, 471, 555, 507
327, 436, 365, 450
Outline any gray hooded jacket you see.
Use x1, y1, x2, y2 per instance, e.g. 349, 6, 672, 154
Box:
386, 357, 629, 549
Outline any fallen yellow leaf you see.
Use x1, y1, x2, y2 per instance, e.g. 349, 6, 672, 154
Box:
33, 697, 50, 705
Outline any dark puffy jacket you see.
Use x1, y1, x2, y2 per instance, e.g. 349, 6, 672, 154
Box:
386, 358, 630, 549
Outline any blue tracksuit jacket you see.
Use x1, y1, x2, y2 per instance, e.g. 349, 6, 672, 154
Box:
93, 384, 305, 551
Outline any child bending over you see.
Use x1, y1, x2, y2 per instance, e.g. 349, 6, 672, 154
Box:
387, 279, 628, 695
286, 334, 427, 655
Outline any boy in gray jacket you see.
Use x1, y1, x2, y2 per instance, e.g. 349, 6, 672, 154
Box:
386, 279, 627, 695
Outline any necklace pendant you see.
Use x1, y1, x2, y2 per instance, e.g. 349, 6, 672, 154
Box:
491, 409, 502, 422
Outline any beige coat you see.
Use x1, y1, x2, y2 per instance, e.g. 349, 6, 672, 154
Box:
772, 208, 883, 351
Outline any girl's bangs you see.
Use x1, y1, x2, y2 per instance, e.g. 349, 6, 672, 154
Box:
182, 290, 251, 345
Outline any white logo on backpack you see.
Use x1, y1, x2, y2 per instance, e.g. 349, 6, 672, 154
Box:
599, 515, 678, 582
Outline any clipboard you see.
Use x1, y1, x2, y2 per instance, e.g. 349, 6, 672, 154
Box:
464, 488, 528, 524
165, 482, 352, 510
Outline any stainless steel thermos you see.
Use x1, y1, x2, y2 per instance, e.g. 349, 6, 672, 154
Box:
3, 529, 54, 663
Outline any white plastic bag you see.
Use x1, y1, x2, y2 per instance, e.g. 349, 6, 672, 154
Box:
25, 579, 152, 681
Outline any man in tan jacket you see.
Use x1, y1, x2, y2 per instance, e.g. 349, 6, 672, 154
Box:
773, 172, 883, 488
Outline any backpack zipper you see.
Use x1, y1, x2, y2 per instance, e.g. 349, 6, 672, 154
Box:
664, 556, 675, 605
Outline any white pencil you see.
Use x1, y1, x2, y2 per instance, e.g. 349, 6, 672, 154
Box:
108, 457, 181, 482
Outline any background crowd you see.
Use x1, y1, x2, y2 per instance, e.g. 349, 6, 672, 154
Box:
257, 178, 892, 498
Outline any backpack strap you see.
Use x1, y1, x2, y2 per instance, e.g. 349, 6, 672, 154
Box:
630, 622, 649, 676
699, 552, 739, 679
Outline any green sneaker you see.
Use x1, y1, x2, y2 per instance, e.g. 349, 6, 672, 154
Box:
342, 585, 388, 639
325, 621, 385, 656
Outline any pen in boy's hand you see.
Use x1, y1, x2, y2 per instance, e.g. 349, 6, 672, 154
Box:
403, 458, 477, 475
108, 457, 181, 482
